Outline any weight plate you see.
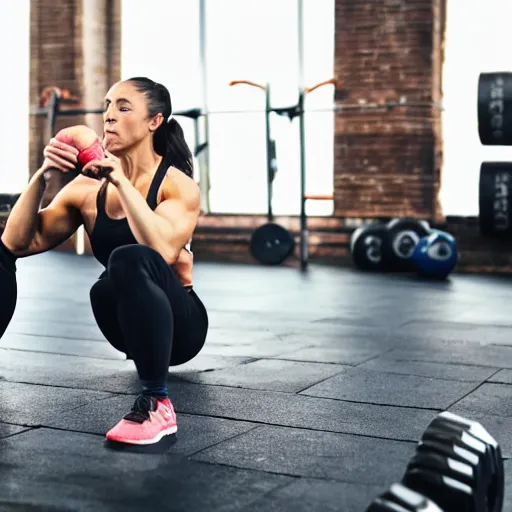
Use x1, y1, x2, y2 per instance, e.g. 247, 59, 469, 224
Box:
250, 222, 295, 265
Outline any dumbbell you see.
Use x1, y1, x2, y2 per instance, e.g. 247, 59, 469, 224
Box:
365, 482, 444, 511
384, 218, 431, 271
350, 223, 389, 271
402, 411, 504, 512
411, 230, 458, 279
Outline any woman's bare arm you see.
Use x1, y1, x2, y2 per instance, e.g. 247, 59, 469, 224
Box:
2, 169, 83, 258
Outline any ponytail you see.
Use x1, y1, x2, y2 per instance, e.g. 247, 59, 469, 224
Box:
127, 77, 194, 179
154, 117, 193, 178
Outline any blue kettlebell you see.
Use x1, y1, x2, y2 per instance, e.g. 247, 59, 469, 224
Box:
412, 230, 458, 279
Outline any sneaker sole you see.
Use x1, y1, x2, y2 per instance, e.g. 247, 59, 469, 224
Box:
107, 425, 178, 445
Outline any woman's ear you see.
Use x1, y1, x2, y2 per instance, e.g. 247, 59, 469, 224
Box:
149, 113, 164, 133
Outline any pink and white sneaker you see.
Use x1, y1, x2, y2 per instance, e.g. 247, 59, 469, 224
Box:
106, 395, 177, 445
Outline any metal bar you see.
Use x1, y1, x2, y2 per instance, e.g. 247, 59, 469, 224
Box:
305, 194, 334, 201
193, 116, 200, 180
297, 0, 305, 91
265, 83, 273, 221
30, 106, 207, 118
30, 102, 445, 118
299, 90, 308, 271
297, 0, 308, 270
198, 0, 211, 213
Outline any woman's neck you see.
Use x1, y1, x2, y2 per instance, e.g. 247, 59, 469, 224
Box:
118, 139, 163, 183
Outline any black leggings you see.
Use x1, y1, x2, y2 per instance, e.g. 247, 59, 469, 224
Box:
90, 244, 208, 390
0, 240, 17, 339
0, 241, 208, 393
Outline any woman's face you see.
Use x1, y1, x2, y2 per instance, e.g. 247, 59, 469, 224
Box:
102, 81, 162, 154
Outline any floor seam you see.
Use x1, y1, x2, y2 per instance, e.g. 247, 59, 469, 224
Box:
171, 412, 421, 444
185, 424, 263, 458
0, 347, 124, 361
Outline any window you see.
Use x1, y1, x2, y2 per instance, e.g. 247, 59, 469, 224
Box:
0, 1, 30, 192
441, 0, 512, 217
121, 0, 335, 215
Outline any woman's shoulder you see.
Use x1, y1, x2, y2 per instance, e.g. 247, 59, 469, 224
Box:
162, 167, 200, 203
63, 174, 102, 209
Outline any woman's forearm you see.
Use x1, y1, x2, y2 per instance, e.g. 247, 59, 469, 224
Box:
115, 175, 174, 253
1, 168, 47, 252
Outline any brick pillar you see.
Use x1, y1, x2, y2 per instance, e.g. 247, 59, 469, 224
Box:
29, 0, 85, 176
82, 0, 122, 135
29, 0, 121, 207
333, 0, 446, 221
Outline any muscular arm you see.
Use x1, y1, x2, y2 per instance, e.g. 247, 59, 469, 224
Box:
115, 169, 200, 264
2, 170, 83, 258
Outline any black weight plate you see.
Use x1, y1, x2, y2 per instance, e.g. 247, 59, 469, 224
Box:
385, 218, 431, 271
479, 161, 512, 237
250, 222, 294, 265
350, 223, 390, 271
478, 72, 512, 146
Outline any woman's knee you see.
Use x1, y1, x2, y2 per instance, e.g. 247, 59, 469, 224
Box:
109, 244, 150, 265
108, 244, 173, 289
108, 245, 151, 283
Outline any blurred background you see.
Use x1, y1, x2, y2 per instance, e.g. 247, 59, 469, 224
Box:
1, 0, 511, 272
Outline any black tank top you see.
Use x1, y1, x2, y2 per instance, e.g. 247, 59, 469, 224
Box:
88, 158, 168, 268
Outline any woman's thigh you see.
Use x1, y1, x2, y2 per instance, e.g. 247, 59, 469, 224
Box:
89, 268, 208, 365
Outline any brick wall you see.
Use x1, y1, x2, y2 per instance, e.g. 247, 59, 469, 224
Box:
333, 0, 445, 221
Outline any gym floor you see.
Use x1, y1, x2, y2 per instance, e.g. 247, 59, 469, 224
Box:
1, 251, 511, 511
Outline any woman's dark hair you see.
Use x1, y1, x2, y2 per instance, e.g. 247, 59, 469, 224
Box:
127, 77, 193, 178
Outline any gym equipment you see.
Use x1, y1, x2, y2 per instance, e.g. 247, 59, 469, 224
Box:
350, 223, 390, 271
384, 218, 431, 271
430, 412, 504, 512
229, 80, 295, 266
479, 162, 512, 237
271, 78, 338, 270
478, 73, 512, 146
411, 230, 458, 279
298, 80, 337, 271
55, 125, 105, 167
249, 222, 295, 265
403, 411, 504, 512
404, 450, 484, 511
365, 483, 443, 511
417, 422, 500, 512
230, 77, 337, 267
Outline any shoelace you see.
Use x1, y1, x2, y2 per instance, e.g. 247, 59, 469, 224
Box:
123, 395, 156, 424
